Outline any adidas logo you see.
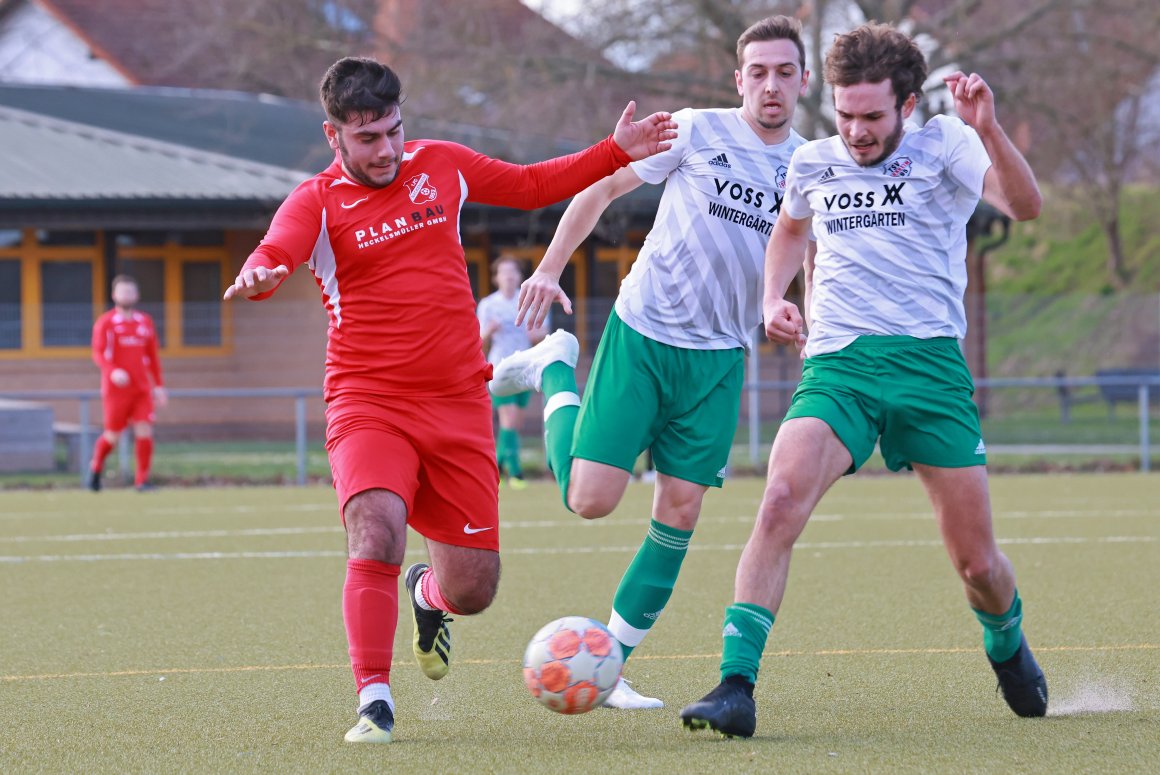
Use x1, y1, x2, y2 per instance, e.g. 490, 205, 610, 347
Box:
975, 438, 987, 455
642, 610, 662, 621
818, 166, 836, 183
717, 465, 729, 479
722, 623, 743, 638
708, 152, 731, 168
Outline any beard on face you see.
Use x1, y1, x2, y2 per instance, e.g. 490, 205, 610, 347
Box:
336, 134, 396, 189
756, 114, 789, 131
848, 109, 905, 167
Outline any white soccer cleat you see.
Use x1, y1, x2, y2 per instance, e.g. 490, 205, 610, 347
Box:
602, 677, 664, 709
490, 329, 578, 396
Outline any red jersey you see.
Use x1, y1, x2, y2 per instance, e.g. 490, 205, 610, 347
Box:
242, 136, 630, 399
91, 309, 164, 391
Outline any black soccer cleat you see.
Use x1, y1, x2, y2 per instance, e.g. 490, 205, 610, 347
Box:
88, 470, 102, 492
404, 563, 453, 680
344, 699, 394, 743
679, 676, 757, 738
988, 634, 1048, 717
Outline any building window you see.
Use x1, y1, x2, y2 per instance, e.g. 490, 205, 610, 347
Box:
0, 259, 20, 350
40, 260, 94, 347
0, 229, 231, 359
182, 261, 223, 347
115, 231, 229, 354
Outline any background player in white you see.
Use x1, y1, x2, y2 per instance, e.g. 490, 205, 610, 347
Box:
490, 16, 813, 709
681, 22, 1046, 738
478, 255, 548, 488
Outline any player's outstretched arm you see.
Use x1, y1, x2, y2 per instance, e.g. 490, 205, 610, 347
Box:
610, 101, 677, 161
763, 211, 811, 350
223, 265, 291, 301
517, 166, 644, 328
944, 71, 1041, 222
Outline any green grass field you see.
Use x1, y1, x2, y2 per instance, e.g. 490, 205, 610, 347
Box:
1, 475, 1157, 773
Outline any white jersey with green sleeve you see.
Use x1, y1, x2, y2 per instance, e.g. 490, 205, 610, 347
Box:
782, 114, 992, 357
616, 107, 808, 350
477, 291, 547, 365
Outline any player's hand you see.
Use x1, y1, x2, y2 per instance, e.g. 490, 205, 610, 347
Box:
517, 270, 572, 329
764, 298, 806, 350
943, 71, 996, 133
153, 386, 169, 408
110, 368, 130, 387
611, 101, 677, 161
223, 265, 290, 300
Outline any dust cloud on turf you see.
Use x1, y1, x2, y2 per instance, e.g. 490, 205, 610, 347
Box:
1047, 676, 1137, 716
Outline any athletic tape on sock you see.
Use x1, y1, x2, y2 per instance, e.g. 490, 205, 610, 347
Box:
543, 391, 580, 420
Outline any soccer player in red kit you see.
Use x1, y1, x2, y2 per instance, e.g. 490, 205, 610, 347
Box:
223, 56, 676, 743
89, 274, 167, 492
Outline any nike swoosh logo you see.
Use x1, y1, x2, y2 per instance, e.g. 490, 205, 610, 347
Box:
340, 197, 369, 209
463, 525, 494, 534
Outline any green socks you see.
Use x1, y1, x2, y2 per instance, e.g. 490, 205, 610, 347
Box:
974, 589, 1024, 663
541, 361, 580, 511
719, 603, 775, 685
708, 593, 1022, 688
607, 520, 693, 659
496, 428, 521, 478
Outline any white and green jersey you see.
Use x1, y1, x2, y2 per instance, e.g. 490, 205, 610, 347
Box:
617, 107, 807, 350
783, 114, 992, 357
477, 290, 546, 365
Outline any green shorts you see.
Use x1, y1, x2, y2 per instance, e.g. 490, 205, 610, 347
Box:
785, 336, 986, 473
491, 390, 530, 409
573, 311, 744, 487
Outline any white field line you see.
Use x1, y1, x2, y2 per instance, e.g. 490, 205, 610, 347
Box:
0, 502, 337, 521
1, 498, 1156, 523
0, 535, 1154, 564
0, 526, 343, 543
1, 507, 1156, 545
3, 643, 1158, 683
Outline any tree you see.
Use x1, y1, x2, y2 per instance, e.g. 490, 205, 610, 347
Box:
541, 0, 1160, 287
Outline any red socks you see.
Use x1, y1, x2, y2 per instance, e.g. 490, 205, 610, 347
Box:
134, 437, 153, 486
420, 567, 466, 615
91, 436, 114, 472
343, 558, 400, 690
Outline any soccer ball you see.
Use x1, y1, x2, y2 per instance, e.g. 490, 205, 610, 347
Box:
522, 616, 624, 714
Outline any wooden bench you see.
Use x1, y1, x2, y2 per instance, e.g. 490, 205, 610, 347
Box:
53, 422, 101, 474
1095, 368, 1160, 418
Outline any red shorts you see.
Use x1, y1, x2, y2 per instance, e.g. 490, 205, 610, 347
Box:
102, 386, 154, 432
325, 386, 500, 551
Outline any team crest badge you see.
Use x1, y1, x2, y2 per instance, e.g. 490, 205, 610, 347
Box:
404, 173, 437, 204
775, 164, 788, 190
882, 157, 913, 177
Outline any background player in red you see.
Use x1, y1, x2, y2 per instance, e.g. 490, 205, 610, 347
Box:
89, 274, 167, 492
222, 56, 676, 744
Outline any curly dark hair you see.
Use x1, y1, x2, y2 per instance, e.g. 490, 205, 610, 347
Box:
823, 23, 928, 109
319, 57, 405, 125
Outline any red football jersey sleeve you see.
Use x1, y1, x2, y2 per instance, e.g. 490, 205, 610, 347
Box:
243, 136, 630, 398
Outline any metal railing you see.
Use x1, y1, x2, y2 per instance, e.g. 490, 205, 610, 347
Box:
2, 372, 1157, 486
0, 387, 322, 486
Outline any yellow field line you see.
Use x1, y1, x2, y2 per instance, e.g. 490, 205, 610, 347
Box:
3, 643, 1157, 683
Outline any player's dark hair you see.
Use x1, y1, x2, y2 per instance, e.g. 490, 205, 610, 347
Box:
110, 274, 137, 290
824, 22, 928, 109
736, 15, 806, 73
320, 57, 405, 125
